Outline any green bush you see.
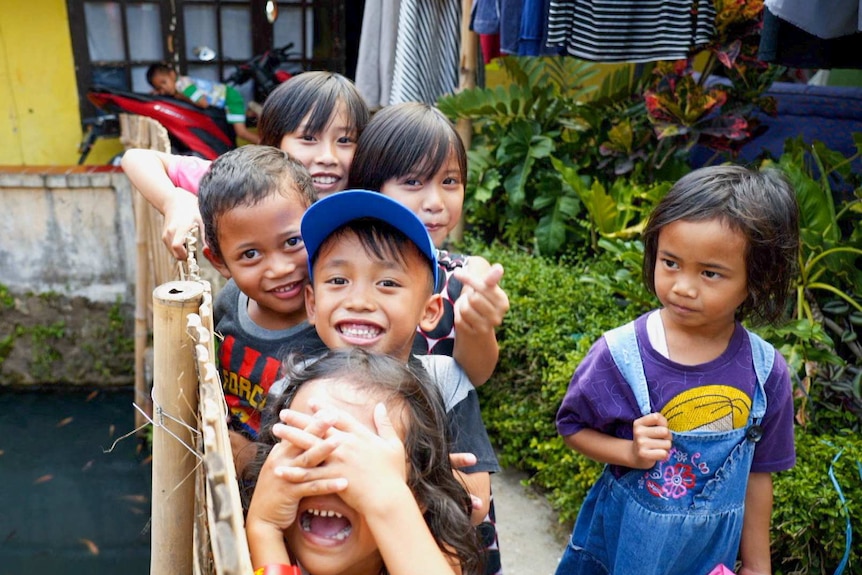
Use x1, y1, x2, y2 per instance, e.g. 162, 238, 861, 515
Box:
474, 243, 649, 521
772, 431, 862, 574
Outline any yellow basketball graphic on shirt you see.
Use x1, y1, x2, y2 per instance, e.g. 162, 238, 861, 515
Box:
662, 385, 751, 432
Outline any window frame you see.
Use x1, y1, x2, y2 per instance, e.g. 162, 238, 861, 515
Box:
67, 0, 346, 123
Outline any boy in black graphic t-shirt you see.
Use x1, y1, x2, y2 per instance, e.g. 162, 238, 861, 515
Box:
198, 145, 325, 469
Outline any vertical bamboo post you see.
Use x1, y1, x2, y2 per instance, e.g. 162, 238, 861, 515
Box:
133, 186, 152, 430
453, 0, 477, 243
150, 280, 205, 575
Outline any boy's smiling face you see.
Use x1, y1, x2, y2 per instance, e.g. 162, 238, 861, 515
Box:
305, 230, 442, 362
208, 191, 309, 330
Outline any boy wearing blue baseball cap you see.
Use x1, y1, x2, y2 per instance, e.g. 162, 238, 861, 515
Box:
298, 190, 499, 526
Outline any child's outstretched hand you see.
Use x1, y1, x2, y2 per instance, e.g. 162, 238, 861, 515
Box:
453, 262, 509, 337
631, 412, 672, 468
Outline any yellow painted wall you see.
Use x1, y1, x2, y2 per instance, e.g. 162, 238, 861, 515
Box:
0, 0, 121, 166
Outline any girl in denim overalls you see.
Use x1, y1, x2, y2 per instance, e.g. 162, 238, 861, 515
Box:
555, 166, 800, 575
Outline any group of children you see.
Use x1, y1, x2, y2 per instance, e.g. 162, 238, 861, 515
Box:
123, 68, 801, 575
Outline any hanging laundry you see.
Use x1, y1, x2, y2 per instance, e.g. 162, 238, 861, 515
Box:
389, 0, 461, 105
519, 0, 565, 56
764, 0, 862, 40
355, 0, 401, 109
759, 6, 862, 69
546, 0, 717, 63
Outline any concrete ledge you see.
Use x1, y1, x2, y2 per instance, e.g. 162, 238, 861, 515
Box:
0, 166, 136, 303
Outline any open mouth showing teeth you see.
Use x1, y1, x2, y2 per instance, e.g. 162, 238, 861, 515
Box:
337, 324, 382, 339
301, 508, 352, 541
313, 176, 338, 185
271, 281, 300, 293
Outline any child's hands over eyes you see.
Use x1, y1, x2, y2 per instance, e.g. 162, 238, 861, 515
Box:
280, 397, 410, 516
246, 409, 341, 532
631, 412, 672, 468
453, 263, 510, 337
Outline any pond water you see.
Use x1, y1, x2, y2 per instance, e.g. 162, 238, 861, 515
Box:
0, 387, 150, 573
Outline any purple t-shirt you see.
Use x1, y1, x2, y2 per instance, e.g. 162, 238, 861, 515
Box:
556, 312, 796, 473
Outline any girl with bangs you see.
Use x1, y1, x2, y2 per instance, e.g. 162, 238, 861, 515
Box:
123, 71, 370, 259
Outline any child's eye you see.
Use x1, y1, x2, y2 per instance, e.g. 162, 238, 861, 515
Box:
443, 177, 461, 186
403, 178, 422, 187
703, 270, 721, 279
378, 279, 401, 288
337, 136, 355, 145
300, 133, 316, 142
326, 277, 348, 285
284, 236, 303, 249
662, 258, 678, 269
241, 249, 259, 260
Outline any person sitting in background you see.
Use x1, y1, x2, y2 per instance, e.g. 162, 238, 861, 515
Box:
146, 62, 260, 144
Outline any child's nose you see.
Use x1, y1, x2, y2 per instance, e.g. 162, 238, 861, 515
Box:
422, 186, 445, 212
672, 275, 697, 297
343, 285, 375, 311
317, 141, 338, 164
267, 253, 297, 277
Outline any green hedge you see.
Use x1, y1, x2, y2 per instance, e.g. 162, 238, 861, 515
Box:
475, 244, 862, 572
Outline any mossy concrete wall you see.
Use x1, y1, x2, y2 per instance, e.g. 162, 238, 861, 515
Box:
0, 167, 136, 386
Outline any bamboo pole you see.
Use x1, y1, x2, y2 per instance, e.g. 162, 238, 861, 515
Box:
150, 280, 206, 575
133, 186, 153, 431
453, 0, 477, 243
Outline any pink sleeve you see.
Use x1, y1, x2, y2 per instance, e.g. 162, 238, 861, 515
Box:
166, 156, 212, 195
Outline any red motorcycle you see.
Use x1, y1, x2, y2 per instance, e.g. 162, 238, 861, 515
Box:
86, 86, 236, 160
81, 44, 302, 163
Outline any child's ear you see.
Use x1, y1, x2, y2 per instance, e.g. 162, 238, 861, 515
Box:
418, 293, 444, 333
304, 283, 317, 325
203, 246, 232, 280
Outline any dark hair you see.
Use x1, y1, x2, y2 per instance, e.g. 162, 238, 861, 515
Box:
642, 165, 800, 325
198, 145, 317, 259
145, 63, 174, 86
258, 71, 370, 147
311, 218, 436, 294
247, 348, 483, 575
348, 102, 467, 190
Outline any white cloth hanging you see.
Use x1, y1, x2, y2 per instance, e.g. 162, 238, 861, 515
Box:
355, 0, 402, 109
389, 0, 461, 105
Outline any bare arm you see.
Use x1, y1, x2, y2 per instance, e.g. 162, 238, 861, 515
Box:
232, 122, 261, 145
120, 149, 204, 259
738, 472, 773, 575
564, 413, 672, 469
452, 259, 509, 387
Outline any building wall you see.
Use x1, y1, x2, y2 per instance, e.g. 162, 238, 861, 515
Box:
0, 0, 122, 166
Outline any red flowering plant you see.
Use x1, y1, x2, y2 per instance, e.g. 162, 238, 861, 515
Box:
643, 0, 783, 157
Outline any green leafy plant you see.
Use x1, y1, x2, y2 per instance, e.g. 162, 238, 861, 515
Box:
438, 57, 599, 255
772, 431, 862, 574
643, 0, 784, 158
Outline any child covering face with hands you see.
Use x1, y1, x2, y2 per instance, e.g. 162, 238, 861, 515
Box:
244, 348, 483, 575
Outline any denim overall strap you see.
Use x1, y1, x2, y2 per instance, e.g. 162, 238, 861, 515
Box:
555, 326, 776, 575
604, 321, 651, 417
747, 330, 774, 421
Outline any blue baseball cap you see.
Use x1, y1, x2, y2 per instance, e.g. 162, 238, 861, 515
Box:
301, 190, 438, 285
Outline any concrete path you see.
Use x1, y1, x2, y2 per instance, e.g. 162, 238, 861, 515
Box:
493, 467, 569, 575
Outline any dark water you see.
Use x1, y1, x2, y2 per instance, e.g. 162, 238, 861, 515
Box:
0, 388, 151, 574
